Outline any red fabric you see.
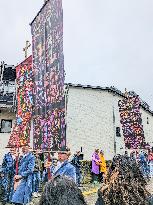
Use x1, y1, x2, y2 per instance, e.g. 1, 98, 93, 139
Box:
7, 56, 33, 148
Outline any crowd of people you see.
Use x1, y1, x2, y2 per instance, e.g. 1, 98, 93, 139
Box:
91, 149, 107, 184
0, 144, 152, 205
0, 145, 76, 204
91, 148, 153, 184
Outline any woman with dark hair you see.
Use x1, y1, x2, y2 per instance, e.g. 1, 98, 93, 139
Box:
39, 175, 87, 205
95, 155, 152, 205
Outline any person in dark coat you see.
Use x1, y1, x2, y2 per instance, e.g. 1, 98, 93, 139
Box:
2, 147, 16, 203
11, 145, 35, 205
71, 151, 82, 186
39, 175, 87, 205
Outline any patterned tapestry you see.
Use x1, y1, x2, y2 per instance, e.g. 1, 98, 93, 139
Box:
118, 95, 145, 149
31, 0, 66, 151
7, 56, 33, 147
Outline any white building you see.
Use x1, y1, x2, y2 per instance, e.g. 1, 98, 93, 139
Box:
65, 84, 153, 160
0, 84, 153, 162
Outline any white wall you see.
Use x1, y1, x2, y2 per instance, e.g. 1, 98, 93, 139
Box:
66, 87, 115, 160
112, 94, 125, 155
141, 109, 153, 147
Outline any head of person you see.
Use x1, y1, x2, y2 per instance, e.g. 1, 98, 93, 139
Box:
130, 151, 135, 157
58, 147, 71, 163
22, 145, 30, 155
35, 149, 41, 157
52, 158, 58, 166
95, 149, 99, 154
100, 150, 104, 156
39, 175, 87, 205
9, 147, 16, 155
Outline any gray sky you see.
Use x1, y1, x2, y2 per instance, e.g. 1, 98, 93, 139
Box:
0, 0, 153, 108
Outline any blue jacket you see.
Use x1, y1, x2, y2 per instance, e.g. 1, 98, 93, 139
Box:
2, 152, 15, 202
54, 160, 76, 183
11, 152, 35, 205
2, 152, 15, 175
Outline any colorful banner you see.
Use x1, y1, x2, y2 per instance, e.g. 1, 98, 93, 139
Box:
7, 56, 33, 147
118, 95, 145, 149
31, 0, 66, 151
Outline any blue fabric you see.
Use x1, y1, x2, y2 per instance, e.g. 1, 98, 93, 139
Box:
0, 176, 7, 201
139, 153, 149, 177
42, 169, 48, 183
11, 152, 35, 205
32, 172, 41, 193
54, 160, 76, 183
2, 153, 15, 175
2, 152, 15, 202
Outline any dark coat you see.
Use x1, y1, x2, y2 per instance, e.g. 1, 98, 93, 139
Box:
95, 189, 105, 205
2, 152, 16, 202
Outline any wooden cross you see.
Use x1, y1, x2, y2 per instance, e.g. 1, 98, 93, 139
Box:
125, 88, 128, 97
23, 41, 31, 59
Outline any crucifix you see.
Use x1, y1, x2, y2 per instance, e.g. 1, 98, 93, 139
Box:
23, 41, 31, 59
125, 88, 128, 97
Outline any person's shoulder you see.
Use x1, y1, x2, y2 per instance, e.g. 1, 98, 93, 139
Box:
66, 162, 75, 170
4, 152, 10, 157
27, 152, 35, 160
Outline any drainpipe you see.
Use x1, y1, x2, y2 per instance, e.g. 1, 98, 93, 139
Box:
112, 95, 117, 155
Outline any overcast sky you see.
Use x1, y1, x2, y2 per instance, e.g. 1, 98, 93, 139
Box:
0, 0, 153, 108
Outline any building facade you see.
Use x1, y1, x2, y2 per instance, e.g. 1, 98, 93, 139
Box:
65, 84, 153, 160
0, 83, 153, 162
0, 63, 16, 161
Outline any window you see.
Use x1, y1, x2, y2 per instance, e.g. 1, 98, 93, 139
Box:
116, 127, 121, 137
147, 117, 149, 125
0, 119, 12, 133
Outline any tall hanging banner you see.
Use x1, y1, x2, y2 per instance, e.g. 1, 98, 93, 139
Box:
31, 0, 66, 151
7, 56, 33, 147
118, 95, 145, 149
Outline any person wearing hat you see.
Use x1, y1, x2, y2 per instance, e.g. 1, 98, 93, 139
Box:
2, 147, 16, 203
53, 147, 76, 183
11, 145, 35, 205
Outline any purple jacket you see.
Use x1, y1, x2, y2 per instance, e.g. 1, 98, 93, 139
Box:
91, 152, 100, 175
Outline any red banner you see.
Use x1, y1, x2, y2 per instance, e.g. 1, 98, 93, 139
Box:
7, 56, 33, 147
